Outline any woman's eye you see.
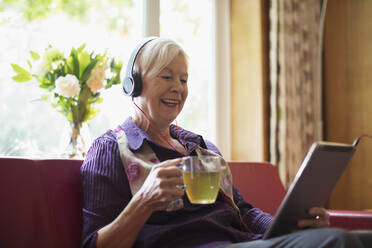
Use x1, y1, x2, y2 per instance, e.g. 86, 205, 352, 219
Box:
161, 75, 171, 80
180, 79, 187, 84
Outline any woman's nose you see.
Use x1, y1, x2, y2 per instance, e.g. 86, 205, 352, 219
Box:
171, 78, 186, 91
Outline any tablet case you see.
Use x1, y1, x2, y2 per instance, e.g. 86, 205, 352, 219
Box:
263, 141, 357, 239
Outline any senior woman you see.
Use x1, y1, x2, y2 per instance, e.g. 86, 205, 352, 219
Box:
81, 37, 369, 248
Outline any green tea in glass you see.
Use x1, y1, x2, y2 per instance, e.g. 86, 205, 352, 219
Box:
180, 156, 222, 204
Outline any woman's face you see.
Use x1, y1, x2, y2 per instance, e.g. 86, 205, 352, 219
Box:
138, 53, 188, 125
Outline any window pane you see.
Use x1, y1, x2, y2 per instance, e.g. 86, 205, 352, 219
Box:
0, 1, 142, 157
160, 0, 213, 143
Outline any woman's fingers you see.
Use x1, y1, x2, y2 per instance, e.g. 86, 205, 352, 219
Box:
152, 158, 183, 177
298, 207, 330, 228
158, 177, 185, 195
298, 219, 322, 228
136, 158, 185, 210
156, 158, 182, 168
309, 207, 330, 227
159, 176, 184, 188
156, 166, 183, 177
147, 179, 185, 211
309, 207, 328, 217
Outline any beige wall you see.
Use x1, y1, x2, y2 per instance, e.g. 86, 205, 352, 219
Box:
230, 0, 268, 161
325, 0, 372, 210
230, 0, 372, 210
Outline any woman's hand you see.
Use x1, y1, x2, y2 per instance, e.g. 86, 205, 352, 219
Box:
97, 158, 184, 248
134, 158, 185, 212
297, 207, 330, 229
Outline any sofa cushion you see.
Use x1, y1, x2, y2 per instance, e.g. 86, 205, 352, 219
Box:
37, 159, 83, 248
0, 157, 83, 248
229, 161, 286, 215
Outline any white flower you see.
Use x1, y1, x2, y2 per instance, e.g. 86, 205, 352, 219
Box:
55, 74, 80, 97
33, 59, 51, 77
32, 47, 63, 77
86, 64, 107, 93
45, 48, 64, 62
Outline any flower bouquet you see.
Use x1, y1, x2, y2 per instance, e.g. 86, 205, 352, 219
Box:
11, 45, 123, 158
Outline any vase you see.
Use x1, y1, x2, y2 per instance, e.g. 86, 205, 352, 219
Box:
60, 122, 91, 159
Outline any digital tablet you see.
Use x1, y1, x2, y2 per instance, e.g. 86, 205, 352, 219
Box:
263, 140, 357, 239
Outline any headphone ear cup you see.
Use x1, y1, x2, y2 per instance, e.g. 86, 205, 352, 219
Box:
123, 37, 155, 97
122, 76, 135, 96
131, 72, 142, 97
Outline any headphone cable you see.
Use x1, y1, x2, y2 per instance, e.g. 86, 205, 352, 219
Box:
352, 134, 372, 147
132, 98, 189, 156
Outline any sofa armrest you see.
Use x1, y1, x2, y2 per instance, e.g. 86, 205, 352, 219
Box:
328, 210, 372, 230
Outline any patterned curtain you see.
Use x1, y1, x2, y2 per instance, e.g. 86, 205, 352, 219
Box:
269, 0, 326, 188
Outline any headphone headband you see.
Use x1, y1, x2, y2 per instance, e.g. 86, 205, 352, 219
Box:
122, 37, 157, 97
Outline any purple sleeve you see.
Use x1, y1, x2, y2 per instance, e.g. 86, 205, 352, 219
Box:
80, 134, 132, 248
233, 186, 273, 234
204, 139, 222, 156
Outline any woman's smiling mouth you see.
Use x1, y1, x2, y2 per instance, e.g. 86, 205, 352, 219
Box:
161, 98, 180, 107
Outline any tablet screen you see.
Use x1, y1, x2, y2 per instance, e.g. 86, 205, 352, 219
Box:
263, 141, 356, 239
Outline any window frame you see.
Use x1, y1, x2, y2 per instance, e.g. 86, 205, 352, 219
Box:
143, 0, 231, 159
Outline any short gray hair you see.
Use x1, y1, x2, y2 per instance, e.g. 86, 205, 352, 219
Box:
134, 37, 188, 78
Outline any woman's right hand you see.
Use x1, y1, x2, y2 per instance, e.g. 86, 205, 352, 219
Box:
97, 158, 184, 248
134, 158, 185, 212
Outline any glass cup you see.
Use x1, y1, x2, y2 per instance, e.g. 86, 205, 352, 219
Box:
179, 156, 222, 204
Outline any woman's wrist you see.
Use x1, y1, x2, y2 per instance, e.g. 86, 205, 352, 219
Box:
129, 191, 155, 217
96, 195, 153, 248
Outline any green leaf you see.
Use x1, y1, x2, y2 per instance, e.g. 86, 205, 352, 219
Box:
110, 58, 116, 68
105, 79, 113, 89
77, 44, 86, 53
88, 93, 101, 104
105, 59, 122, 88
81, 59, 98, 82
12, 74, 32, 82
78, 51, 91, 77
27, 60, 32, 69
39, 79, 54, 90
30, 50, 40, 60
67, 111, 73, 123
39, 83, 49, 89
84, 107, 100, 122
66, 56, 73, 72
11, 64, 30, 75
71, 51, 80, 78
63, 58, 72, 74
39, 74, 55, 90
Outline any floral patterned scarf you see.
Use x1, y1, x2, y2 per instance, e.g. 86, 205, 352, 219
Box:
113, 126, 238, 211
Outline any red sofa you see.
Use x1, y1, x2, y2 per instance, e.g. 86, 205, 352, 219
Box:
229, 162, 372, 228
0, 157, 371, 248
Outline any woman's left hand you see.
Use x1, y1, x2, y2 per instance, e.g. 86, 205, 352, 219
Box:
297, 207, 330, 228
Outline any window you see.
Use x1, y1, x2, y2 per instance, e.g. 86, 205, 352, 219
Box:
0, 0, 142, 157
160, 0, 212, 141
0, 0, 230, 158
